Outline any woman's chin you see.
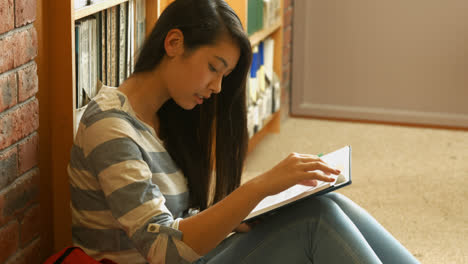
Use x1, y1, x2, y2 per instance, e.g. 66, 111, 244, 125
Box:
175, 101, 198, 110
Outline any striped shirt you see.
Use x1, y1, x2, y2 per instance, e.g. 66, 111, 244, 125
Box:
68, 86, 200, 264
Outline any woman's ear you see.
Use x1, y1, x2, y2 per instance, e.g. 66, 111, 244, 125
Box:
164, 29, 185, 57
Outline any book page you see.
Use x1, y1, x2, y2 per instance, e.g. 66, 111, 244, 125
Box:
250, 181, 331, 216
245, 146, 350, 220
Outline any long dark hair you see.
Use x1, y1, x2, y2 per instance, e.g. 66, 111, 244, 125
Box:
133, 0, 252, 210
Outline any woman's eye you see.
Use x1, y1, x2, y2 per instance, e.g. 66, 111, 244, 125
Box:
209, 64, 218, 73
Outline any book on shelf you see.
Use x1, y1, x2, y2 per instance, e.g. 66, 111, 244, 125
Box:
75, 22, 82, 108
256, 0, 264, 34
118, 2, 128, 85
247, 0, 259, 35
248, 0, 282, 35
272, 72, 280, 112
127, 0, 135, 77
72, 0, 147, 108
247, 38, 279, 133
262, 0, 281, 28
257, 42, 266, 94
90, 17, 98, 101
78, 18, 90, 107
74, 0, 88, 10
110, 6, 118, 87
75, 16, 98, 108
96, 12, 102, 83
244, 146, 352, 222
135, 0, 146, 53
105, 8, 112, 85
249, 45, 259, 104
100, 10, 107, 86
263, 37, 274, 84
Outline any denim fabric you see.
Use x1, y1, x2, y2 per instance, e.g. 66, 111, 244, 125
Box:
193, 193, 420, 264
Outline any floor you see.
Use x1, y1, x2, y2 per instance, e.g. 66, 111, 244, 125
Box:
242, 117, 468, 264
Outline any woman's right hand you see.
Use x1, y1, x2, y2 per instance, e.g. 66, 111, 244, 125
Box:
252, 153, 341, 197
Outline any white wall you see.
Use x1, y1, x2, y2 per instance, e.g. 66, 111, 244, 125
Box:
292, 0, 468, 128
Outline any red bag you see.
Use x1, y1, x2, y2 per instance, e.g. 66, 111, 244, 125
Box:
43, 247, 118, 264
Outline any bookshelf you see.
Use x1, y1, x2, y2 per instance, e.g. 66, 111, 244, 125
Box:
43, 0, 283, 251
249, 20, 282, 47
74, 0, 129, 19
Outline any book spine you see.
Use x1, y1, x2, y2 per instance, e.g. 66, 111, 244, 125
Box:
127, 0, 134, 77
250, 45, 259, 104
110, 6, 117, 87
118, 3, 128, 85
75, 22, 81, 108
74, 0, 87, 10
90, 18, 98, 99
130, 0, 135, 73
80, 19, 90, 104
256, 0, 264, 31
135, 0, 146, 52
101, 10, 106, 86
100, 10, 107, 84
95, 13, 101, 85
106, 8, 111, 85
247, 0, 257, 35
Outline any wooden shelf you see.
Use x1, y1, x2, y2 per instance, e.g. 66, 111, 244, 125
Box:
74, 0, 129, 20
249, 20, 282, 46
41, 0, 283, 251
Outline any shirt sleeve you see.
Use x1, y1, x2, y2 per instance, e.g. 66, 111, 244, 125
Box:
82, 115, 200, 263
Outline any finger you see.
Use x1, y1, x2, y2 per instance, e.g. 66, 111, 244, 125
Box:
296, 154, 324, 163
303, 170, 336, 182
298, 179, 318, 187
300, 161, 341, 175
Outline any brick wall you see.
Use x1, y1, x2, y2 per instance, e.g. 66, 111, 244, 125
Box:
0, 0, 41, 263
281, 0, 293, 120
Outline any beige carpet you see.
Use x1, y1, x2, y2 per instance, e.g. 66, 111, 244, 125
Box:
242, 117, 468, 264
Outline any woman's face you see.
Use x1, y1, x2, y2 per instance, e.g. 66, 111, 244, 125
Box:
164, 34, 241, 110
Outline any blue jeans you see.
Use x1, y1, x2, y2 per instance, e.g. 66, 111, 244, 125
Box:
194, 193, 419, 264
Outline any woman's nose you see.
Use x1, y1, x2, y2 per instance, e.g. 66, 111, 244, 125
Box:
210, 76, 223, 94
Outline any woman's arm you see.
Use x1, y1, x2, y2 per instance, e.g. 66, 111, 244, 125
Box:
179, 153, 341, 255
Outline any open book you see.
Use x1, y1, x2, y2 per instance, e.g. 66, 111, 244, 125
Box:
244, 146, 352, 222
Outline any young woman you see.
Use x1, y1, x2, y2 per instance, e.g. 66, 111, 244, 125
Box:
68, 0, 420, 263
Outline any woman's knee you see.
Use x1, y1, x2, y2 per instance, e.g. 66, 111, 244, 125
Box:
322, 192, 347, 203
311, 195, 345, 222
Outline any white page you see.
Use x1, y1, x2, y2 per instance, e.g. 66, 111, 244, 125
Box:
246, 146, 350, 220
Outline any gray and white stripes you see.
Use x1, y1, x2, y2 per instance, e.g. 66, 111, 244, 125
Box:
68, 86, 199, 264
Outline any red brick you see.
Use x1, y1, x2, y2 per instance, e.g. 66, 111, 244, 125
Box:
0, 71, 18, 112
18, 133, 38, 174
0, 98, 39, 150
0, 35, 15, 74
16, 98, 39, 139
0, 0, 14, 34
0, 220, 19, 263
0, 109, 17, 150
15, 0, 37, 27
0, 169, 39, 226
19, 205, 40, 247
17, 63, 37, 102
283, 26, 292, 47
282, 65, 291, 86
0, 147, 18, 190
283, 8, 293, 28
13, 27, 37, 68
5, 238, 40, 264
283, 44, 291, 65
